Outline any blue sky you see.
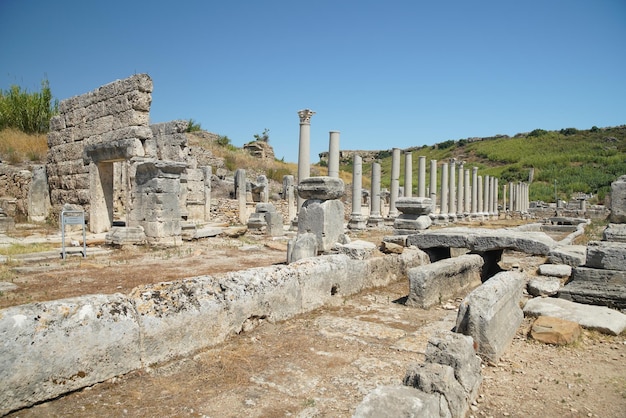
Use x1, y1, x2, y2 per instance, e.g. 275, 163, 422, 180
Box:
1, 0, 624, 163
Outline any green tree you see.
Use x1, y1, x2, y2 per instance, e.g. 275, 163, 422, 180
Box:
0, 78, 58, 134
253, 128, 270, 142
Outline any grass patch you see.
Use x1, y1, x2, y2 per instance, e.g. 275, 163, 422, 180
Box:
0, 242, 57, 256
0, 128, 48, 163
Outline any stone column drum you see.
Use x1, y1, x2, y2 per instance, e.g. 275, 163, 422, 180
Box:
327, 130, 340, 178
393, 197, 433, 234
388, 148, 401, 218
348, 155, 366, 229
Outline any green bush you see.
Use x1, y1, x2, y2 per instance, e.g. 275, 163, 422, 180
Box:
0, 78, 58, 134
186, 119, 202, 132
216, 135, 232, 147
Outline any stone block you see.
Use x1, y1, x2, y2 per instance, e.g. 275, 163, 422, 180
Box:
265, 211, 284, 237
530, 316, 581, 345
403, 362, 465, 417
393, 214, 432, 231
297, 176, 345, 200
334, 240, 376, 260
586, 240, 626, 271
538, 264, 572, 278
609, 174, 626, 223
287, 232, 318, 263
548, 245, 586, 267
603, 223, 626, 243
528, 277, 561, 297
298, 199, 344, 252
105, 226, 146, 246
455, 271, 525, 362
558, 266, 626, 309
353, 385, 443, 418
395, 197, 433, 215
0, 295, 141, 416
524, 296, 626, 335
407, 254, 484, 309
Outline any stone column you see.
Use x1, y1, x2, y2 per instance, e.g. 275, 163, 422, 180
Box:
508, 181, 513, 212
283, 175, 296, 221
503, 184, 508, 215
439, 161, 449, 223
297, 109, 315, 213
348, 155, 366, 229
471, 167, 478, 217
404, 151, 413, 198
328, 131, 340, 178
389, 148, 401, 218
483, 175, 490, 217
429, 159, 437, 214
235, 169, 248, 225
493, 178, 499, 217
489, 177, 496, 217
203, 166, 212, 221
457, 161, 464, 217
448, 159, 456, 220
418, 156, 426, 198
477, 175, 483, 218
368, 162, 384, 227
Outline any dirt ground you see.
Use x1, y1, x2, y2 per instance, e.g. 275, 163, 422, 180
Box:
2, 227, 625, 418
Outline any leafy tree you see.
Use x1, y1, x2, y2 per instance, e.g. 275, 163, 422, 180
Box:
253, 128, 270, 142
528, 129, 548, 137
0, 78, 58, 134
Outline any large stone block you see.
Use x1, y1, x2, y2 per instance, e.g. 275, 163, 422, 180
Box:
603, 223, 626, 243
0, 295, 141, 416
455, 271, 525, 362
395, 197, 433, 215
407, 254, 484, 309
298, 198, 344, 252
548, 245, 586, 267
353, 385, 443, 418
586, 240, 626, 271
297, 176, 345, 200
558, 266, 626, 309
403, 362, 466, 418
609, 174, 626, 223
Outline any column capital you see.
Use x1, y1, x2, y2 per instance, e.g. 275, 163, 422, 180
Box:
298, 109, 316, 124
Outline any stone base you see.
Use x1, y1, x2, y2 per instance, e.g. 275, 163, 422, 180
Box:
348, 215, 367, 230
393, 214, 432, 231
367, 216, 385, 228
105, 226, 146, 246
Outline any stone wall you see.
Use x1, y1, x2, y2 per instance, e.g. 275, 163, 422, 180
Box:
0, 164, 32, 217
46, 74, 153, 216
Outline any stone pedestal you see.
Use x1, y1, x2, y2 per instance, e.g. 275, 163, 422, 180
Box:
393, 197, 433, 234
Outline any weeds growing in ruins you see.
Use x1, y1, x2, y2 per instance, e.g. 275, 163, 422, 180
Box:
0, 78, 58, 134
0, 128, 48, 163
0, 242, 57, 256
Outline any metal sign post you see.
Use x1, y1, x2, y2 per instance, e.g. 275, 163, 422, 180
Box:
61, 209, 87, 259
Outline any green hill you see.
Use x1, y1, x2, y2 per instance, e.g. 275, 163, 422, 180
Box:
335, 126, 626, 205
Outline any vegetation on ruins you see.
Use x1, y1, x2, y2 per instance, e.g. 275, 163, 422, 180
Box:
369, 125, 626, 205
0, 78, 58, 134
253, 128, 270, 143
186, 118, 202, 132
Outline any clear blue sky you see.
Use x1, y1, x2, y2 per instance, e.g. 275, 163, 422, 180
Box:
2, 0, 624, 163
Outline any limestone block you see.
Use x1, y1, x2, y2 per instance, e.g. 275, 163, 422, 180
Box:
470, 229, 556, 255
256, 202, 276, 213
298, 199, 344, 252
247, 212, 267, 229
548, 245, 586, 267
265, 211, 284, 237
380, 241, 404, 254
538, 264, 572, 278
287, 232, 318, 263
407, 254, 484, 309
0, 295, 141, 415
609, 175, 626, 223
403, 362, 465, 417
27, 165, 51, 222
558, 266, 626, 309
406, 227, 471, 249
142, 220, 181, 238
524, 296, 626, 335
49, 115, 66, 131
353, 385, 443, 418
297, 176, 345, 200
105, 226, 146, 246
425, 331, 482, 400
586, 240, 626, 271
603, 223, 626, 243
395, 197, 433, 215
334, 240, 376, 260
530, 316, 581, 345
528, 277, 561, 297
455, 271, 525, 362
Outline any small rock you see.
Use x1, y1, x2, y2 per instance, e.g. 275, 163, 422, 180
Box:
380, 241, 404, 254
530, 316, 582, 345
527, 277, 561, 297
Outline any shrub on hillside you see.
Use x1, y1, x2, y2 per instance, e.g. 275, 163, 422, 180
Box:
0, 78, 58, 134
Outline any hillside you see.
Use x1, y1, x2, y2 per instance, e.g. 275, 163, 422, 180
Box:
330, 126, 626, 205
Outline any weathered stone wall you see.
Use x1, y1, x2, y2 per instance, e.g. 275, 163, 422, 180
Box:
0, 250, 427, 415
46, 74, 153, 215
0, 164, 31, 217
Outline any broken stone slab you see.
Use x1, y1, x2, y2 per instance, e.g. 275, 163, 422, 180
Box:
530, 316, 582, 345
104, 226, 146, 246
287, 232, 318, 264
608, 174, 626, 223
603, 223, 626, 243
0, 281, 18, 292
403, 362, 466, 418
407, 227, 557, 256
527, 277, 561, 297
586, 241, 626, 271
424, 330, 482, 401
395, 197, 433, 215
523, 296, 626, 335
455, 271, 525, 362
380, 241, 404, 254
406, 254, 484, 309
547, 245, 586, 267
190, 227, 223, 240
0, 294, 141, 416
353, 385, 443, 418
538, 264, 572, 278
333, 240, 376, 260
298, 199, 344, 252
296, 176, 345, 200
558, 266, 626, 309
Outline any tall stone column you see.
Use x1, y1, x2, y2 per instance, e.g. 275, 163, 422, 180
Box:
418, 156, 426, 198
328, 131, 340, 178
429, 159, 437, 214
389, 148, 401, 218
348, 155, 366, 229
457, 161, 464, 217
508, 182, 513, 212
404, 151, 413, 198
297, 109, 315, 214
439, 161, 449, 223
471, 167, 478, 217
464, 168, 471, 215
483, 175, 490, 217
493, 178, 499, 217
477, 175, 483, 218
503, 184, 508, 215
448, 159, 456, 220
368, 162, 384, 227
203, 166, 212, 221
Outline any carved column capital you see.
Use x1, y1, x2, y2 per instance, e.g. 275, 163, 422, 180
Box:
298, 109, 316, 124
